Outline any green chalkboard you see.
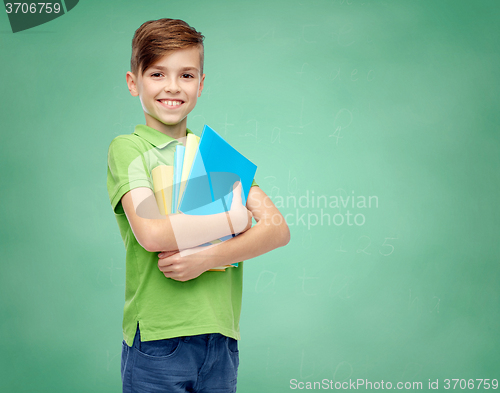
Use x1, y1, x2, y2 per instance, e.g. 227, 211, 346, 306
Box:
1, 0, 499, 392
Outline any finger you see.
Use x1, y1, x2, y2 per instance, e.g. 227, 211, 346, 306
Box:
160, 267, 177, 275
158, 250, 177, 259
158, 259, 175, 271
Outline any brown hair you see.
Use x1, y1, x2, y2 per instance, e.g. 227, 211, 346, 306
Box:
131, 18, 205, 76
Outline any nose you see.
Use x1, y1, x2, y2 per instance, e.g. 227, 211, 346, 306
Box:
164, 77, 180, 94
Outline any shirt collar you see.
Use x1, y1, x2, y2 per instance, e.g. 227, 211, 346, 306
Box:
133, 124, 194, 149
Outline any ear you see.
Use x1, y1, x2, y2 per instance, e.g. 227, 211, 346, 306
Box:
198, 73, 205, 97
126, 71, 139, 97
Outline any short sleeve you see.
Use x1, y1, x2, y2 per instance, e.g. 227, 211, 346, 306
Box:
251, 178, 258, 187
107, 136, 153, 214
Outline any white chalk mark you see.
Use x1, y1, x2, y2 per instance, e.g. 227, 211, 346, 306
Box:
301, 25, 318, 43
329, 108, 353, 143
271, 127, 281, 144
221, 113, 234, 136
430, 296, 440, 314
356, 236, 372, 255
106, 349, 121, 372
299, 268, 320, 296
255, 270, 277, 293
333, 361, 353, 382
288, 170, 298, 195
243, 119, 260, 142
329, 275, 353, 299
287, 97, 311, 132
379, 237, 398, 256
299, 349, 315, 379
336, 234, 347, 253
297, 63, 309, 77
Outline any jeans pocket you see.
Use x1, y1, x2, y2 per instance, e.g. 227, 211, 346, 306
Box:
136, 336, 182, 359
226, 337, 239, 354
225, 337, 239, 381
121, 340, 130, 382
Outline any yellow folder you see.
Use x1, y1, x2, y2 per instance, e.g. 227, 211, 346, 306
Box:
151, 165, 174, 216
150, 134, 233, 272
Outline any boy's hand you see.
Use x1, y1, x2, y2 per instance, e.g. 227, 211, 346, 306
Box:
227, 181, 253, 234
157, 245, 214, 282
157, 181, 252, 282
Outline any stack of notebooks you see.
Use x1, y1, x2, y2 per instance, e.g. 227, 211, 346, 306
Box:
151, 125, 257, 271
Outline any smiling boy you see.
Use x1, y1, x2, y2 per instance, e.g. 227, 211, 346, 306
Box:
107, 18, 290, 392
130, 45, 203, 140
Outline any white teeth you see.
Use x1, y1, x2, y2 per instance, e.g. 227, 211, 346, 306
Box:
161, 100, 182, 106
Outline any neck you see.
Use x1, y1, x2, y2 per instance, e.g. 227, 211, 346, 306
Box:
145, 114, 187, 140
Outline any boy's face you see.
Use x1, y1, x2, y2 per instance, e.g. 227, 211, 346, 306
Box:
126, 46, 205, 137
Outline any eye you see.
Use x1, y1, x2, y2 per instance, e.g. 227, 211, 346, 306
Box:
181, 73, 194, 78
151, 72, 163, 78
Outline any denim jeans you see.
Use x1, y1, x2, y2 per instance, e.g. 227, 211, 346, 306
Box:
121, 324, 239, 392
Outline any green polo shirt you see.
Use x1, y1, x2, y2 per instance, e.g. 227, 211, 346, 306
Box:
107, 124, 258, 346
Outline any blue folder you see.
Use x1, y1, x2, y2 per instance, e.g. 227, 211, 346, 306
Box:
178, 125, 257, 217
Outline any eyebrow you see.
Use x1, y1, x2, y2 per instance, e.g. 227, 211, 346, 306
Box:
150, 65, 199, 72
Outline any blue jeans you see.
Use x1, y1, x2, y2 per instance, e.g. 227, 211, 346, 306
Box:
121, 324, 239, 393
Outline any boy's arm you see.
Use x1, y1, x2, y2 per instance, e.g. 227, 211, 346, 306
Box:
157, 186, 290, 281
206, 186, 291, 265
121, 182, 252, 253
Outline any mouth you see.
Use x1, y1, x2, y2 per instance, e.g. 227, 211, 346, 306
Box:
157, 99, 184, 108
